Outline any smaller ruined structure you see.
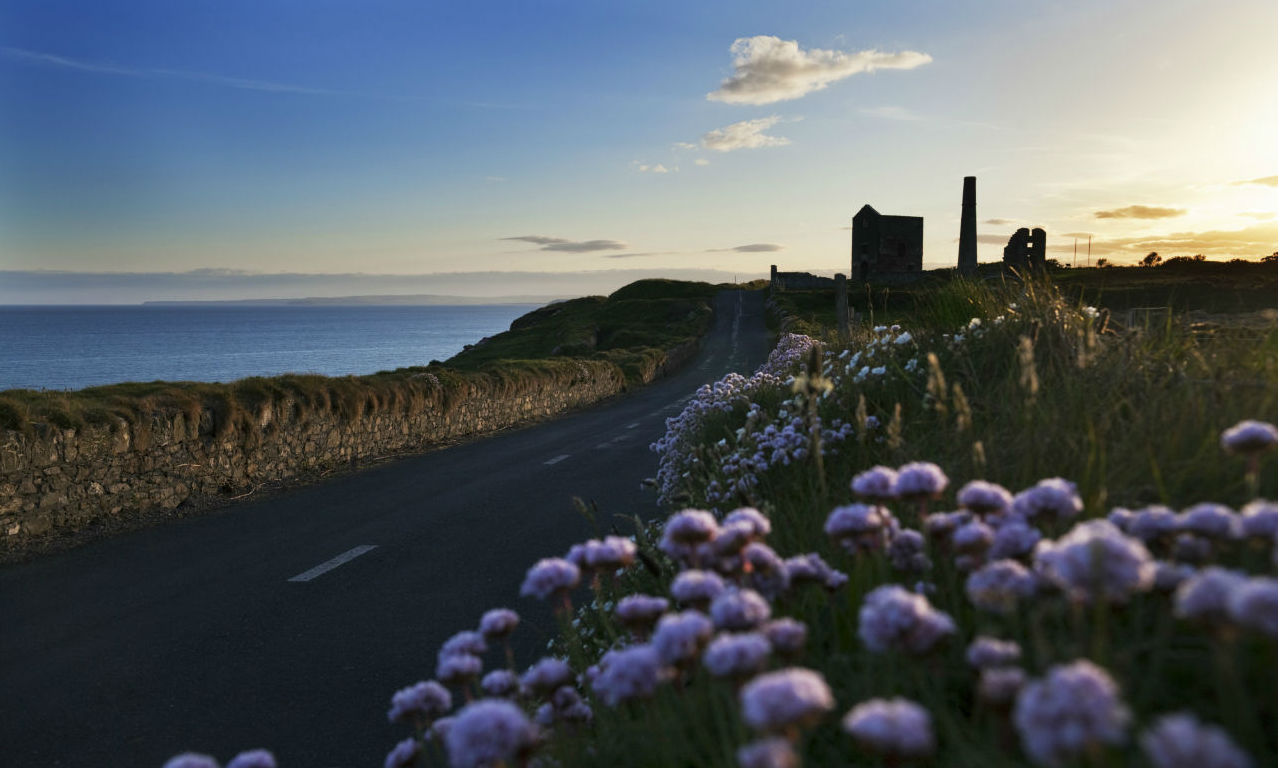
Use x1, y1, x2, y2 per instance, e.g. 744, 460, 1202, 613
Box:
770, 265, 838, 292
1002, 227, 1047, 270
851, 204, 923, 282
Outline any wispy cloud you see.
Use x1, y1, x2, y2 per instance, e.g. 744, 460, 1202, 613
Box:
860, 105, 922, 121
502, 235, 629, 253
1094, 205, 1187, 220
1230, 175, 1278, 187
1, 45, 349, 96
985, 218, 1016, 226
694, 158, 710, 166
707, 36, 932, 106
702, 116, 792, 152
706, 243, 785, 253
1239, 211, 1276, 220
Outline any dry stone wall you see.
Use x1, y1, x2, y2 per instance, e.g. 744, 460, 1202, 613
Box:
0, 362, 634, 541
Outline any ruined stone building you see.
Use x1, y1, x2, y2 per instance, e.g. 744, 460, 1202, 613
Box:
1002, 227, 1046, 270
769, 265, 837, 292
851, 204, 923, 282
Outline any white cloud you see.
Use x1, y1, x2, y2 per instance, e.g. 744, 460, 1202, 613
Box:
694, 158, 710, 166
701, 116, 791, 152
707, 36, 932, 105
633, 162, 673, 174
672, 142, 698, 150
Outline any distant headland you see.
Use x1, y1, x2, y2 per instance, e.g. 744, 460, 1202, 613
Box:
140, 294, 570, 307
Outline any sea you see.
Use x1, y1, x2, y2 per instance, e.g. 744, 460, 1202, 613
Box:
0, 304, 540, 392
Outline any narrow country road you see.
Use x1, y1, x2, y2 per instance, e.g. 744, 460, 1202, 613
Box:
0, 290, 773, 767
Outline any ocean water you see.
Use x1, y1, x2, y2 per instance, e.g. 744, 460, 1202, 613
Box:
0, 304, 539, 392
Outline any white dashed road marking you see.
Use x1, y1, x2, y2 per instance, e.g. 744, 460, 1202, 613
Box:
626, 423, 639, 429
544, 454, 570, 465
288, 545, 378, 583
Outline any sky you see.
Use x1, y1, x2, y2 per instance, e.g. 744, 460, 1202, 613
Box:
0, 0, 1276, 302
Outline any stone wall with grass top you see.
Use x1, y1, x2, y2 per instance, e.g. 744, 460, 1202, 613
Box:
0, 360, 629, 541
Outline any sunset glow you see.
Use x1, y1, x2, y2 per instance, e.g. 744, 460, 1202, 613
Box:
0, 0, 1275, 301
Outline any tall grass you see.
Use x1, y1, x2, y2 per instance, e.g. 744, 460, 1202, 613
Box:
531, 276, 1277, 767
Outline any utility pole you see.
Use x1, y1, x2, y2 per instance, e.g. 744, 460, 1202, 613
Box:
1073, 238, 1077, 269
1088, 236, 1092, 267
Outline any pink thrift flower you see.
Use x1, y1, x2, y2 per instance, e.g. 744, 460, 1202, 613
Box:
1228, 577, 1277, 635
887, 529, 931, 573
226, 752, 276, 768
615, 594, 670, 631
384, 739, 420, 768
520, 657, 574, 696
952, 520, 995, 553
989, 520, 1042, 560
967, 559, 1038, 614
591, 645, 669, 705
957, 480, 1014, 516
894, 461, 949, 498
966, 635, 1022, 668
436, 653, 482, 686
740, 668, 835, 732
1240, 500, 1277, 542
1174, 567, 1248, 623
664, 509, 719, 544
824, 504, 890, 551
519, 558, 580, 600
478, 608, 519, 640
443, 699, 537, 768
724, 507, 772, 537
388, 680, 452, 724
1012, 478, 1083, 521
979, 666, 1027, 706
704, 632, 772, 678
1220, 420, 1277, 454
1013, 660, 1130, 766
842, 697, 936, 759
1140, 713, 1253, 768
710, 588, 772, 631
480, 669, 519, 698
784, 552, 848, 589
1035, 520, 1155, 603
851, 465, 900, 501
163, 755, 219, 768
1127, 506, 1179, 543
440, 630, 487, 658
1178, 504, 1240, 540
762, 618, 808, 656
858, 585, 956, 654
652, 610, 713, 665
671, 570, 726, 606
737, 737, 798, 768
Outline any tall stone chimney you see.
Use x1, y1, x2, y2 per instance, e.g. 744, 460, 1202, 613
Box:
958, 176, 977, 275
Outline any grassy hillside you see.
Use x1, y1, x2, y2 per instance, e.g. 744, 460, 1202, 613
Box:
770, 260, 1276, 337
0, 279, 726, 436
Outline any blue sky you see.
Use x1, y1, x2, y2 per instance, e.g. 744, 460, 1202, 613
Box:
1, 0, 1275, 300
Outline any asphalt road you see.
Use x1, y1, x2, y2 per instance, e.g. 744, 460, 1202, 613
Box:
0, 289, 773, 768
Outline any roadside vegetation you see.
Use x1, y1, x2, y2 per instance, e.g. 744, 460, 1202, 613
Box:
273, 267, 1276, 768
0, 279, 726, 437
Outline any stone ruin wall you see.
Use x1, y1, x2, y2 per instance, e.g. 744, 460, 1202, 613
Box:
0, 361, 642, 542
